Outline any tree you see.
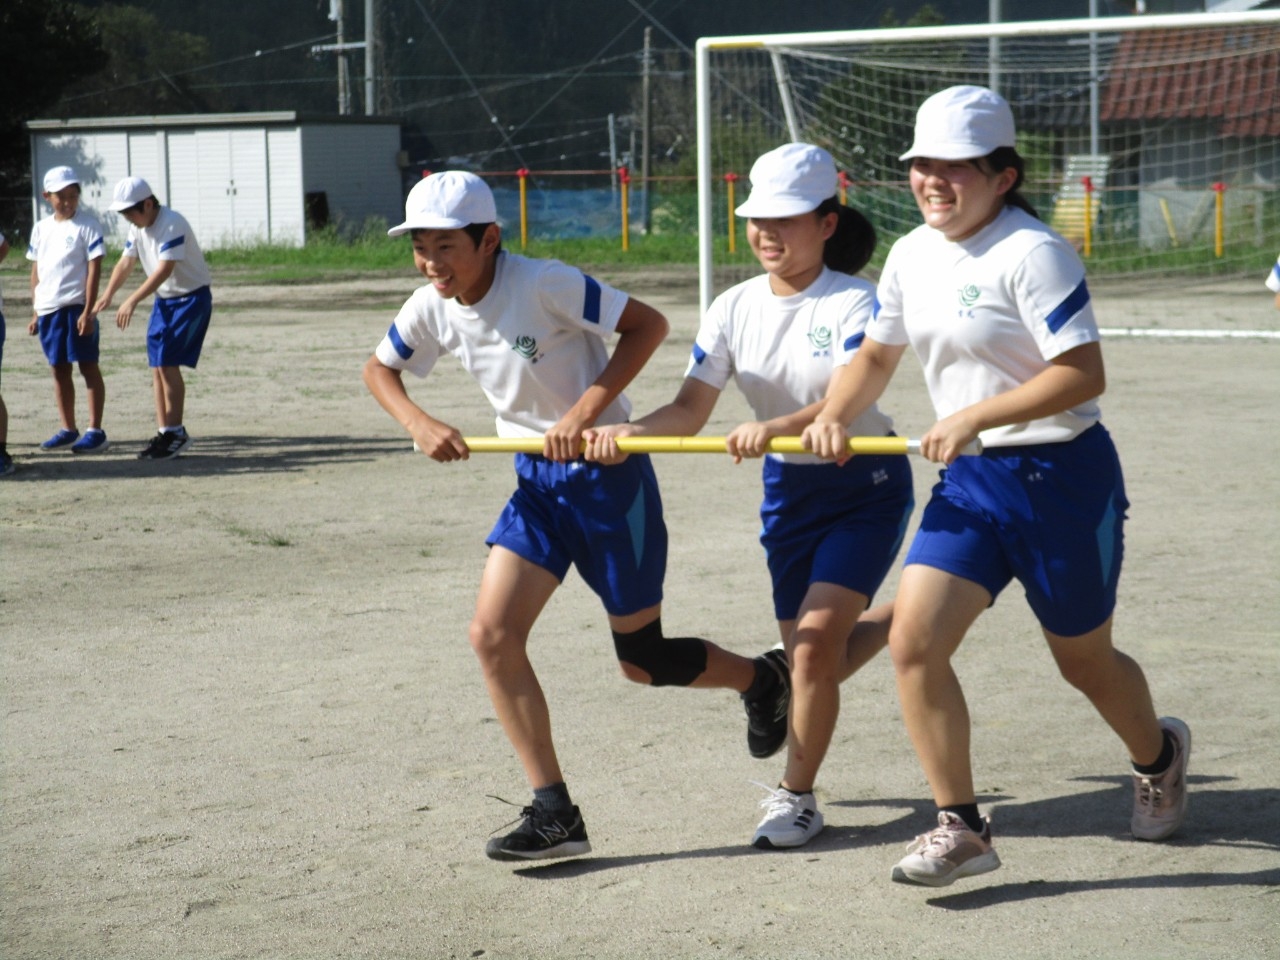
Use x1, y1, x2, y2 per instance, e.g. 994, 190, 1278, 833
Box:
0, 0, 104, 199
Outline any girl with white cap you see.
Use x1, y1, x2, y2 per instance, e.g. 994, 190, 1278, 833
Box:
803, 85, 1189, 885
586, 143, 914, 849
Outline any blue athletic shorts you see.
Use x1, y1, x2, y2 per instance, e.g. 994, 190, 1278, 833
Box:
487, 452, 667, 617
760, 451, 915, 622
148, 285, 212, 368
37, 305, 99, 365
1, 308, 6, 379
905, 423, 1128, 637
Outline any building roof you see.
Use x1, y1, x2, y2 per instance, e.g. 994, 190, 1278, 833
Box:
1099, 25, 1280, 137
27, 112, 401, 132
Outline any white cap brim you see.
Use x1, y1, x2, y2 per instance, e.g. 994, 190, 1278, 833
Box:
387, 215, 472, 236
735, 194, 824, 219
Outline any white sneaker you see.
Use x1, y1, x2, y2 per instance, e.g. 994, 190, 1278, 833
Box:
751, 783, 824, 849
891, 811, 1001, 887
1131, 717, 1191, 841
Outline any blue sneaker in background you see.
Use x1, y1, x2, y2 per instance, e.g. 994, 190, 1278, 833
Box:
71, 429, 110, 455
41, 428, 80, 450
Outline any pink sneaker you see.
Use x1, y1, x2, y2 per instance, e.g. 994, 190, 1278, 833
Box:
1131, 717, 1191, 841
891, 811, 1001, 887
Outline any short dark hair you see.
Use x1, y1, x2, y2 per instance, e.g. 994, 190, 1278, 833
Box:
410, 223, 503, 254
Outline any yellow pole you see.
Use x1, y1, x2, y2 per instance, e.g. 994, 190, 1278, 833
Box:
1158, 197, 1179, 247
1082, 176, 1093, 259
517, 168, 529, 250
460, 436, 984, 456
724, 172, 739, 254
1213, 182, 1225, 258
620, 166, 630, 252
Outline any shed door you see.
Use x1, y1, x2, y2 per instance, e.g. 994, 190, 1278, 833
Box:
166, 128, 270, 246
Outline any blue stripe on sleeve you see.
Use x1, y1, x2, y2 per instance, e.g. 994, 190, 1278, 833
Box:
1045, 278, 1090, 334
691, 343, 707, 365
160, 235, 186, 253
843, 331, 865, 352
1271, 262, 1280, 284
87, 235, 104, 254
124, 239, 135, 254
871, 293, 881, 320
583, 276, 602, 324
387, 322, 413, 360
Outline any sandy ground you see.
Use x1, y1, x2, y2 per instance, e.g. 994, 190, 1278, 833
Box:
2, 266, 1278, 960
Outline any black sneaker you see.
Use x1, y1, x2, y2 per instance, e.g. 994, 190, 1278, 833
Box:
139, 430, 192, 460
743, 647, 791, 759
485, 804, 591, 862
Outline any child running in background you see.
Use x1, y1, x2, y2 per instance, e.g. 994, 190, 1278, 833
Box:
803, 86, 1189, 887
585, 143, 913, 850
26, 166, 109, 454
1265, 252, 1280, 310
362, 171, 789, 862
95, 177, 213, 460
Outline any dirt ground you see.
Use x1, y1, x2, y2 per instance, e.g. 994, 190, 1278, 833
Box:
2, 265, 1278, 960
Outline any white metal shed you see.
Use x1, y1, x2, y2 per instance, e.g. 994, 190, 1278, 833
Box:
28, 112, 404, 248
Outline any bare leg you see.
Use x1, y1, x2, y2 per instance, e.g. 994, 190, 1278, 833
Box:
52, 362, 77, 431
837, 600, 893, 682
154, 366, 185, 429
889, 565, 990, 807
79, 361, 104, 430
468, 546, 562, 789
1044, 618, 1164, 765
780, 583, 867, 793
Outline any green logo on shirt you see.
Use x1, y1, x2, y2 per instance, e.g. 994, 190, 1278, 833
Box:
512, 335, 538, 359
958, 284, 980, 306
807, 326, 833, 351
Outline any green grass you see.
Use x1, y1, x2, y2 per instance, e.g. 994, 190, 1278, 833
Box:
193, 218, 1271, 284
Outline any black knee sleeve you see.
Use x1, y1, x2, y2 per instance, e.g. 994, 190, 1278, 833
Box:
611, 618, 708, 687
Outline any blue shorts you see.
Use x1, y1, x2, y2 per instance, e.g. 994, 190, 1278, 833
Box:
148, 286, 212, 368
0, 308, 6, 378
905, 423, 1128, 637
487, 452, 667, 617
760, 452, 914, 622
37, 305, 99, 365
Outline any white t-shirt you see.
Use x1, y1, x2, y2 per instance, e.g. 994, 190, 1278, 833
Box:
688, 267, 893, 463
375, 251, 631, 437
26, 211, 106, 315
1266, 254, 1280, 293
123, 206, 211, 298
871, 205, 1101, 447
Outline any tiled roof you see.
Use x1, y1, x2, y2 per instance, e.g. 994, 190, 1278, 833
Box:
1100, 25, 1280, 136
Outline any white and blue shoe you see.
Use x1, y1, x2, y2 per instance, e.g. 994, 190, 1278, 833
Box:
41, 428, 80, 450
752, 783, 824, 849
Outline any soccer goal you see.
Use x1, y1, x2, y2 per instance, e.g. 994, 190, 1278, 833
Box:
694, 11, 1280, 321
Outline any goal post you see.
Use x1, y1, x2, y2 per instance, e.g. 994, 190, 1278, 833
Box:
695, 11, 1280, 317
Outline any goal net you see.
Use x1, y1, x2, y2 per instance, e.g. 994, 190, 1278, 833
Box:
694, 12, 1280, 322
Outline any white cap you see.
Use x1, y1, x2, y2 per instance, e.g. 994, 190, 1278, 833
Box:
388, 171, 497, 236
734, 143, 838, 218
109, 176, 154, 211
43, 165, 80, 193
899, 85, 1017, 161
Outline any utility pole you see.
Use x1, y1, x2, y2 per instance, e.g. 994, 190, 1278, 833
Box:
364, 0, 377, 115
313, 0, 372, 115
641, 26, 652, 233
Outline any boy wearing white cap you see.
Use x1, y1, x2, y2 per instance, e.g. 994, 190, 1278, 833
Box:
585, 143, 912, 850
95, 177, 212, 460
804, 86, 1188, 886
26, 165, 109, 454
362, 171, 789, 862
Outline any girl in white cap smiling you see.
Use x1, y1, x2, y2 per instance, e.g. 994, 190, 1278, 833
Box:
586, 143, 913, 850
803, 86, 1189, 885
